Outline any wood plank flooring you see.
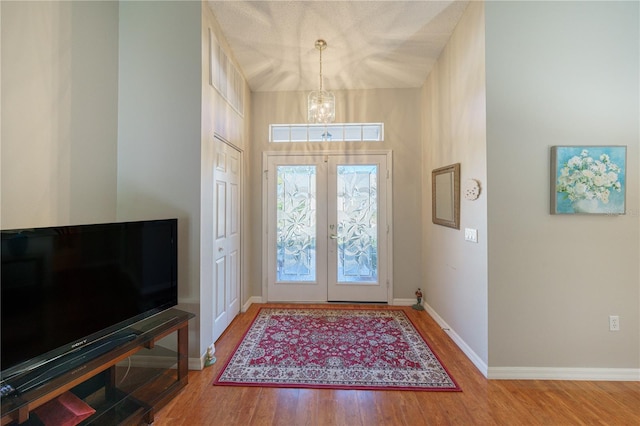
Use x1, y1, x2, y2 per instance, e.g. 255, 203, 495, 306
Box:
153, 304, 640, 425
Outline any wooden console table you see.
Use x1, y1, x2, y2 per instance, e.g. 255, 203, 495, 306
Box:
1, 308, 194, 425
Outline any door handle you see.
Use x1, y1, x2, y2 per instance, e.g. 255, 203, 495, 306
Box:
330, 234, 338, 240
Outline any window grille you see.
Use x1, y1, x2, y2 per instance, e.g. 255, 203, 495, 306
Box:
269, 123, 384, 143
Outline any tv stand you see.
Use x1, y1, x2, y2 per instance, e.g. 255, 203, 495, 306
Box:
1, 308, 194, 425
10, 332, 139, 397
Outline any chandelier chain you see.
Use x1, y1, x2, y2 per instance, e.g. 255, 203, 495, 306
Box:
317, 40, 325, 91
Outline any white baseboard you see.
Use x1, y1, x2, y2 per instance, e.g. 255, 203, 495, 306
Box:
423, 302, 489, 377
186, 298, 261, 370
189, 343, 217, 371
190, 356, 204, 371
243, 296, 262, 312
423, 303, 639, 381
392, 298, 418, 306
488, 367, 640, 381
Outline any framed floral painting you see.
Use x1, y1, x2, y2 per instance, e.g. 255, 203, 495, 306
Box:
550, 146, 626, 215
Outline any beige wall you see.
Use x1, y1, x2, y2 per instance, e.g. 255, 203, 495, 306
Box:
250, 88, 423, 301
421, 0, 488, 368
116, 1, 203, 359
485, 1, 639, 372
422, 0, 639, 376
1, 0, 250, 366
1, 1, 119, 228
117, 1, 250, 362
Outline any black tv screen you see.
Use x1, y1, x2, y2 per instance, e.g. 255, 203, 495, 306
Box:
1, 219, 178, 380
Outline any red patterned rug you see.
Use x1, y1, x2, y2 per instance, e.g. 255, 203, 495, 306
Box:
213, 308, 460, 391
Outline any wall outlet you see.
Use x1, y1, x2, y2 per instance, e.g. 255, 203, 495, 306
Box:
464, 228, 478, 243
609, 315, 620, 331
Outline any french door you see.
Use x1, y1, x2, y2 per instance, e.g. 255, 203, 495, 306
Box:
264, 153, 391, 303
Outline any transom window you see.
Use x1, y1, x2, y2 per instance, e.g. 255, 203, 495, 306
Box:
270, 123, 384, 143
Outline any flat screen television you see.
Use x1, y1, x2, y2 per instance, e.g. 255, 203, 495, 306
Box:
1, 219, 178, 389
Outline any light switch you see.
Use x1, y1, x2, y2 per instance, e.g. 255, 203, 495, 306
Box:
464, 228, 478, 243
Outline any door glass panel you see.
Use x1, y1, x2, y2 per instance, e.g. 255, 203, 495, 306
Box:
336, 165, 378, 283
276, 166, 317, 282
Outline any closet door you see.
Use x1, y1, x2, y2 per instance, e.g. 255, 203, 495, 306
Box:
213, 137, 241, 342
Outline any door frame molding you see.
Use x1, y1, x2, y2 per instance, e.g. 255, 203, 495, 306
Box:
261, 149, 393, 303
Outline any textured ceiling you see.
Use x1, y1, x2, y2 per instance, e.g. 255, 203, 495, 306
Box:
207, 1, 469, 92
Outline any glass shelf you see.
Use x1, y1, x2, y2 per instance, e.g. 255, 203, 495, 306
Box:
1, 308, 193, 426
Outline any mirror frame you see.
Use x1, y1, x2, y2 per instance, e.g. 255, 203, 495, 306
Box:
432, 163, 461, 229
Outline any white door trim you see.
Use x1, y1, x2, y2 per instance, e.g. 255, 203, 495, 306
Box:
262, 150, 393, 303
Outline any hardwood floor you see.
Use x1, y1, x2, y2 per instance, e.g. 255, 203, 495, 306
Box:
154, 304, 640, 425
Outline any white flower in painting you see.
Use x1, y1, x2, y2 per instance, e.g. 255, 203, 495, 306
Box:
567, 156, 582, 169
573, 182, 588, 198
556, 149, 622, 204
591, 162, 605, 174
593, 175, 606, 187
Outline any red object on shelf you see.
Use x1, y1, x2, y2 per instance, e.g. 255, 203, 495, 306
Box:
33, 391, 95, 426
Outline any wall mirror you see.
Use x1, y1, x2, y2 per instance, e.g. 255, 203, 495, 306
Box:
432, 163, 460, 229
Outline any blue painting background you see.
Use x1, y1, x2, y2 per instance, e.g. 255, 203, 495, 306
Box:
554, 146, 626, 214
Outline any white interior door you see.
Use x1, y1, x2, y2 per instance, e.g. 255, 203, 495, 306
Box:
213, 137, 241, 342
265, 153, 390, 303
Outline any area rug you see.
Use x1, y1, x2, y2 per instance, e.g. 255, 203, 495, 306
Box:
213, 308, 460, 391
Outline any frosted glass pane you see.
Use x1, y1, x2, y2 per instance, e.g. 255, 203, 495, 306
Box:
308, 126, 326, 141
290, 126, 307, 142
276, 166, 316, 282
336, 165, 378, 283
344, 125, 362, 141
362, 125, 381, 141
325, 126, 342, 141
271, 126, 290, 142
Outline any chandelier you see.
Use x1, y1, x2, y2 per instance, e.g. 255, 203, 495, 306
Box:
307, 39, 335, 124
